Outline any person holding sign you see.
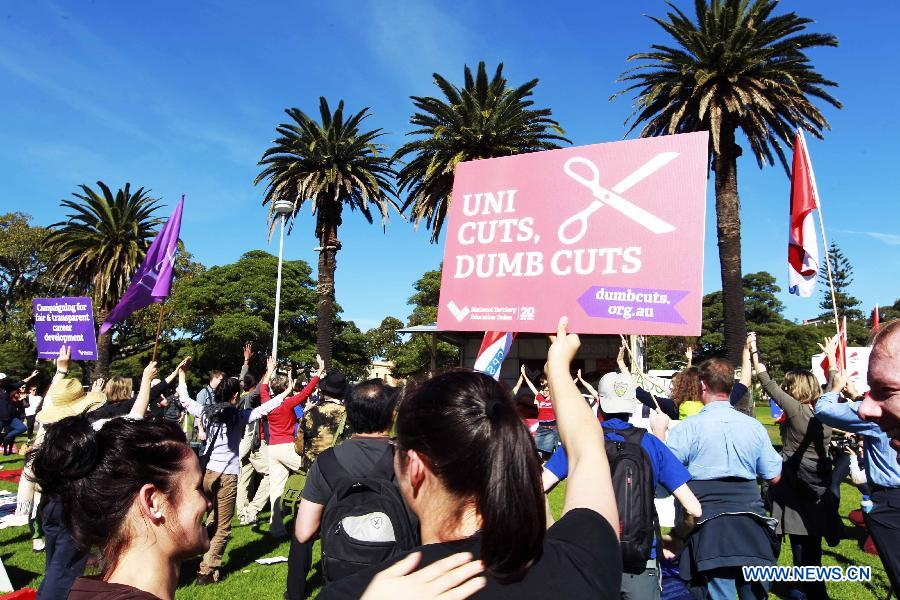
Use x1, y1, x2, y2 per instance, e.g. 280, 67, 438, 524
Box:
322, 317, 623, 599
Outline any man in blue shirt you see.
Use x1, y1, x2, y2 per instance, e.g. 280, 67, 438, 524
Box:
663, 358, 781, 600
543, 372, 702, 600
818, 321, 900, 593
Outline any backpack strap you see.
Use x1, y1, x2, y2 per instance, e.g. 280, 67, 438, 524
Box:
331, 410, 347, 446
317, 447, 350, 492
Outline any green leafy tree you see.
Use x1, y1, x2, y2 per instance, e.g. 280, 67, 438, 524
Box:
818, 241, 864, 321
45, 182, 162, 377
389, 266, 459, 379
166, 250, 371, 383
616, 0, 841, 366
256, 98, 399, 369
394, 62, 569, 242
365, 316, 404, 360
0, 212, 51, 326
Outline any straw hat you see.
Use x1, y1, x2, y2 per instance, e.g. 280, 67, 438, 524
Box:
36, 378, 106, 425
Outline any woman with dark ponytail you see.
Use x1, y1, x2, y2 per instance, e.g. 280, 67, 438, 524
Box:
31, 416, 211, 599
324, 317, 623, 598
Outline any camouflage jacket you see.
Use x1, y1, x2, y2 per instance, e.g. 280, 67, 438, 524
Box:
298, 400, 348, 471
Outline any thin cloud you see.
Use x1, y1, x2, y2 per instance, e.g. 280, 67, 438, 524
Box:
364, 0, 471, 92
834, 229, 900, 246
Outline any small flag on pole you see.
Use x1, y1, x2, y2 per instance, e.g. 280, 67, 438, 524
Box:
872, 305, 881, 333
473, 331, 516, 380
99, 197, 184, 335
788, 130, 820, 297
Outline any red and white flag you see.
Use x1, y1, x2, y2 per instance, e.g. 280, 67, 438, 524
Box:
788, 130, 820, 297
872, 305, 881, 332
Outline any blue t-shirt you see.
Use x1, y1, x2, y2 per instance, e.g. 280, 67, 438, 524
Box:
544, 419, 691, 560
545, 419, 690, 492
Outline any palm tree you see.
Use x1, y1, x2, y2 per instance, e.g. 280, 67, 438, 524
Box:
46, 182, 161, 377
255, 98, 398, 367
395, 61, 570, 242
615, 0, 840, 368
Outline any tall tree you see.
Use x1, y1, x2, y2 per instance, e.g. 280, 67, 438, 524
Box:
256, 98, 399, 368
0, 212, 50, 326
394, 62, 570, 242
615, 0, 840, 365
818, 241, 863, 321
45, 182, 161, 377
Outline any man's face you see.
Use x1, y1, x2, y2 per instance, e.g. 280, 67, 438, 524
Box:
858, 331, 900, 458
210, 374, 223, 389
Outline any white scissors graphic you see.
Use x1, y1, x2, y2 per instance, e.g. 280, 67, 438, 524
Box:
558, 152, 679, 244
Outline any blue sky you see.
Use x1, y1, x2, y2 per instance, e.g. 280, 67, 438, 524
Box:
2, 1, 897, 331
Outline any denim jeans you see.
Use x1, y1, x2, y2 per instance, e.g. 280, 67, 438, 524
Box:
1, 417, 26, 445
38, 500, 88, 600
534, 425, 559, 456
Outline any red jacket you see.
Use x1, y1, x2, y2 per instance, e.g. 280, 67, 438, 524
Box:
261, 376, 320, 445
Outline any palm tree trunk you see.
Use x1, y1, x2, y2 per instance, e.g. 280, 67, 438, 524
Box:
316, 223, 339, 370
95, 307, 112, 379
713, 125, 749, 410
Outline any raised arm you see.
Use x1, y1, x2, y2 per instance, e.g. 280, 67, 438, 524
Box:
128, 361, 159, 419
511, 367, 526, 396
684, 346, 693, 369
577, 369, 600, 401
749, 332, 799, 416
739, 339, 752, 388
548, 317, 618, 536
282, 355, 324, 413
521, 366, 540, 396
616, 342, 629, 376
176, 367, 205, 418
240, 342, 253, 382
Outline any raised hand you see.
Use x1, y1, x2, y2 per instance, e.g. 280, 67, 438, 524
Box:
91, 377, 106, 393
143, 361, 159, 382
57, 345, 72, 372
576, 368, 583, 382
817, 333, 840, 367
177, 356, 193, 372
314, 354, 326, 377
685, 346, 693, 362
547, 317, 581, 369
243, 342, 253, 364
266, 355, 277, 375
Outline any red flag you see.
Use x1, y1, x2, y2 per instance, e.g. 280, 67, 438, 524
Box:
873, 305, 881, 332
820, 316, 847, 373
788, 130, 820, 297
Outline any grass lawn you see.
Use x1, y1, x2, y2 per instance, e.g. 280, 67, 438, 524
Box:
0, 409, 892, 599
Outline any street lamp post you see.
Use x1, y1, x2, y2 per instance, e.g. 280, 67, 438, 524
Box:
272, 199, 294, 361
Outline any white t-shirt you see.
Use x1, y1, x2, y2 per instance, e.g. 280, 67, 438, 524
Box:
25, 394, 41, 417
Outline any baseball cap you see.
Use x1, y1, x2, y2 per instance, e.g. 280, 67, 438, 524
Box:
598, 372, 637, 414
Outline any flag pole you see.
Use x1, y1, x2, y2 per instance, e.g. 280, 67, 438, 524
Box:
800, 130, 841, 336
152, 302, 165, 362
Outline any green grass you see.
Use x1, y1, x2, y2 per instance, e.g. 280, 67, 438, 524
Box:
1, 414, 893, 598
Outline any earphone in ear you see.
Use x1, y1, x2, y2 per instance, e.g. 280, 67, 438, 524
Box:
154, 511, 163, 519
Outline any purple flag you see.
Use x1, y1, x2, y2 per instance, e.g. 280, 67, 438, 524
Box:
99, 197, 184, 335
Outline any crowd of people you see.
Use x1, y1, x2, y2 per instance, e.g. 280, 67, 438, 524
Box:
1, 316, 899, 600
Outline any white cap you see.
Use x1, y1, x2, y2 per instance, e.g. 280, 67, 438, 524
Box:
598, 372, 637, 414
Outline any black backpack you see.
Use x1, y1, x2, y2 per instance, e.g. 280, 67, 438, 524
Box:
317, 445, 419, 583
602, 424, 658, 573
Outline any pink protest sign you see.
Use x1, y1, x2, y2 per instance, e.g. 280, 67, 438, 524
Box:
436, 132, 708, 335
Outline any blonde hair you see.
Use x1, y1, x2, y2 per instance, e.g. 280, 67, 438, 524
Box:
104, 376, 133, 403
781, 370, 820, 405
